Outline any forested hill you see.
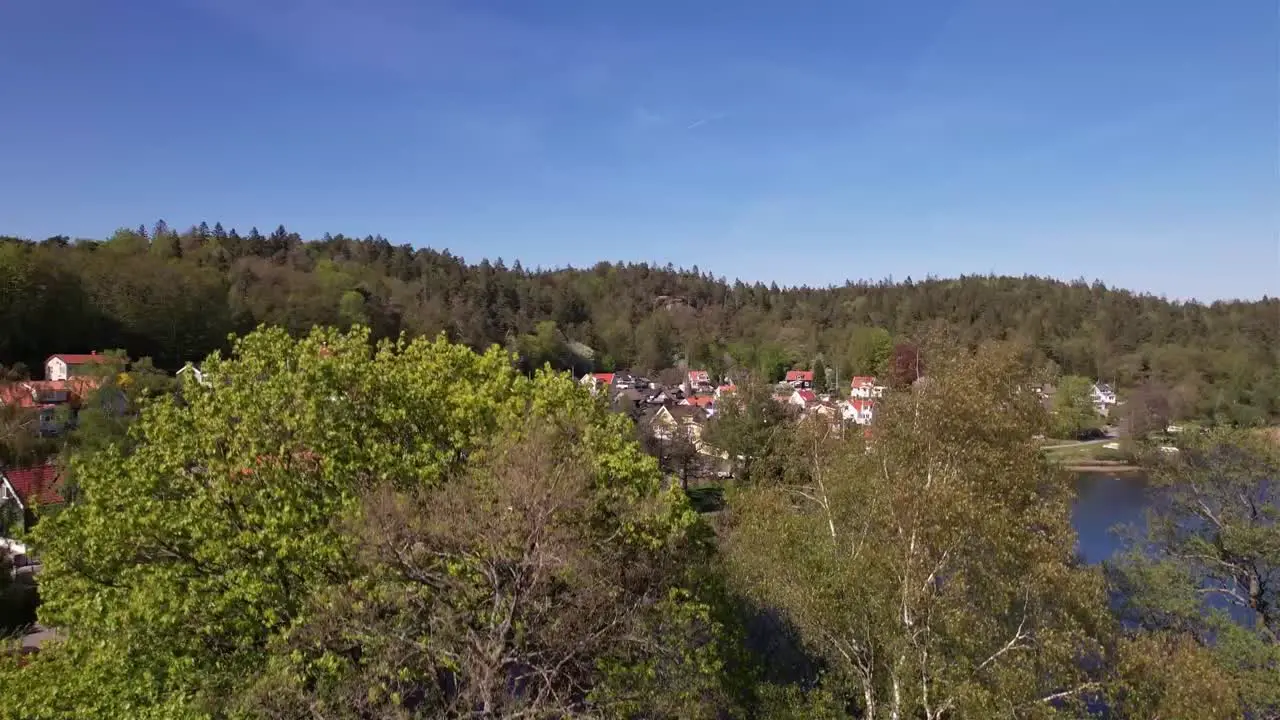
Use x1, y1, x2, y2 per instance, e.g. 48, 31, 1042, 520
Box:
2, 223, 1277, 423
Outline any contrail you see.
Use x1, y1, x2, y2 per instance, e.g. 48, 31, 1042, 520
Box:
686, 113, 725, 130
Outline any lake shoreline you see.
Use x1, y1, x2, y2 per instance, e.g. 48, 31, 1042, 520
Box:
1062, 461, 1144, 474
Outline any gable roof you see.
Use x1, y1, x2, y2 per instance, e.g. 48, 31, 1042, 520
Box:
0, 377, 102, 409
46, 353, 109, 366
686, 370, 710, 383
682, 395, 715, 408
1, 464, 63, 508
794, 389, 817, 403
785, 370, 814, 382
850, 376, 877, 388
848, 399, 876, 412
668, 404, 708, 423
0, 383, 41, 409
592, 372, 615, 384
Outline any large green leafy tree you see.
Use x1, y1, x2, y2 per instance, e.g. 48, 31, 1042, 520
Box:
703, 380, 799, 485
724, 342, 1114, 717
1109, 429, 1279, 717
1051, 375, 1102, 439
0, 327, 734, 719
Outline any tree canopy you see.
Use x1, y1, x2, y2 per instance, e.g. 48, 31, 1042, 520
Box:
0, 327, 731, 719
724, 342, 1113, 717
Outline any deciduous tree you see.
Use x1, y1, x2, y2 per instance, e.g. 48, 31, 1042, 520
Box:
0, 327, 733, 719
724, 342, 1112, 717
1110, 429, 1280, 716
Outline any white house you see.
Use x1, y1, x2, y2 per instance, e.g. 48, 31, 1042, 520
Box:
1091, 382, 1117, 408
45, 353, 109, 382
849, 376, 885, 399
784, 369, 814, 388
789, 389, 817, 408
681, 370, 713, 395
843, 399, 876, 425
177, 362, 210, 387
579, 372, 615, 395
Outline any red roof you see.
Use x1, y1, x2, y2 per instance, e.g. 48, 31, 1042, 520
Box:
785, 370, 815, 382
0, 378, 102, 409
2, 464, 63, 507
683, 395, 715, 408
848, 399, 876, 412
795, 389, 817, 403
46, 353, 109, 366
850, 376, 877, 388
592, 373, 615, 384
0, 383, 39, 409
687, 370, 710, 384
716, 384, 735, 393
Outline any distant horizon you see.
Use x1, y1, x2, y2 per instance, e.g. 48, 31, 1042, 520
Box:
5, 221, 1273, 304
2, 1, 1276, 303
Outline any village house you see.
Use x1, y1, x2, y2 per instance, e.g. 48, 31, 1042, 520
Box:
0, 376, 103, 436
44, 353, 110, 382
789, 388, 818, 409
843, 398, 876, 425
679, 395, 716, 410
578, 372, 616, 395
648, 405, 726, 458
681, 370, 713, 395
1091, 382, 1117, 409
849, 376, 885, 399
649, 405, 702, 443
714, 383, 735, 399
176, 362, 210, 387
784, 369, 814, 389
801, 400, 844, 427
0, 463, 64, 522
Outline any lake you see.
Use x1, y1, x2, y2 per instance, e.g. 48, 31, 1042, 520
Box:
1071, 472, 1150, 565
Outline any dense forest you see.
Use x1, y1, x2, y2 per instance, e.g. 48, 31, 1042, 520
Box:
2, 221, 1278, 425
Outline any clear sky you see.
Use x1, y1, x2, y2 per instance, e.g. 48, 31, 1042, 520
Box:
1, 1, 1276, 301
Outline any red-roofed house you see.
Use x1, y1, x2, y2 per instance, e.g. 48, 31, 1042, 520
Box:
579, 372, 616, 395
785, 369, 814, 388
1, 464, 64, 511
714, 384, 736, 399
45, 353, 110, 382
682, 370, 712, 395
0, 377, 103, 435
850, 376, 885, 399
789, 389, 818, 408
680, 395, 716, 409
843, 399, 876, 425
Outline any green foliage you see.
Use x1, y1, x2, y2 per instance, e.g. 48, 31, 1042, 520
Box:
704, 381, 799, 485
0, 327, 730, 719
1052, 375, 1102, 439
0, 230, 1276, 424
724, 342, 1111, 716
845, 326, 893, 378
1110, 429, 1280, 716
811, 357, 828, 394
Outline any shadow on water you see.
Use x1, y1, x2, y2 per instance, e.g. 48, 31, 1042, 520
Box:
1073, 471, 1257, 627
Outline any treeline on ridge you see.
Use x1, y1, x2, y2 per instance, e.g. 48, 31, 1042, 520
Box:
2, 221, 1276, 424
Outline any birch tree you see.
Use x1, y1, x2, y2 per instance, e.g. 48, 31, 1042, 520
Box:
1110, 428, 1279, 717
725, 341, 1112, 718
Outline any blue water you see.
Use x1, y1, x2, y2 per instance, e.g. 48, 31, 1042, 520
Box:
1071, 473, 1149, 565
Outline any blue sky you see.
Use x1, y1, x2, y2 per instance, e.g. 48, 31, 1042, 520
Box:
1, 1, 1276, 300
